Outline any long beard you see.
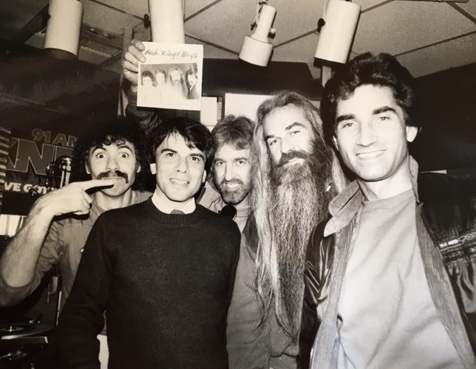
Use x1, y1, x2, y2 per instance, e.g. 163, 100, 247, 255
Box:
269, 141, 331, 337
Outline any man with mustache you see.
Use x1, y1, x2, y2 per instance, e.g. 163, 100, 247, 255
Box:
0, 117, 151, 308
204, 115, 254, 232
227, 91, 344, 369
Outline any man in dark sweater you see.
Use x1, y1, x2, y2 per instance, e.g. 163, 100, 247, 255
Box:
57, 117, 241, 369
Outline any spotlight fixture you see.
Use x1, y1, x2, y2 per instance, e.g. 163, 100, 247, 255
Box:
314, 0, 361, 64
44, 0, 83, 56
148, 0, 185, 43
239, 1, 277, 67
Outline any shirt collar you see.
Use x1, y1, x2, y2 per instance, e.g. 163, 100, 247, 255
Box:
324, 155, 420, 236
151, 190, 196, 214
210, 195, 251, 217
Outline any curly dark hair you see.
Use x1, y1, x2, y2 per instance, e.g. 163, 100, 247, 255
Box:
147, 117, 214, 173
321, 52, 422, 145
71, 116, 150, 191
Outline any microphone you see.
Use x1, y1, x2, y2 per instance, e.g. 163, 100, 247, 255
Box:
221, 204, 237, 219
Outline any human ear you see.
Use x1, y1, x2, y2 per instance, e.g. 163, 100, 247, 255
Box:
332, 135, 340, 152
406, 126, 418, 143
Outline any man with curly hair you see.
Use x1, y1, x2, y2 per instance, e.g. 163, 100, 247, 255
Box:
0, 116, 152, 309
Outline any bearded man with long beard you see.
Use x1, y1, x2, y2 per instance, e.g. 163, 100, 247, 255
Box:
227, 91, 346, 369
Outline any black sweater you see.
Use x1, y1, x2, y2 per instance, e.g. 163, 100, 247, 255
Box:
57, 200, 241, 369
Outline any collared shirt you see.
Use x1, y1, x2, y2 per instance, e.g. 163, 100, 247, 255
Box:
151, 190, 196, 214
209, 196, 251, 233
324, 156, 420, 237
310, 156, 475, 369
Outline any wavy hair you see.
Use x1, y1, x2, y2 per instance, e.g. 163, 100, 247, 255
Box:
321, 52, 421, 145
148, 117, 214, 173
251, 90, 343, 334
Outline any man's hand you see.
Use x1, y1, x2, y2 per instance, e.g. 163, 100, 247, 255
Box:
122, 39, 146, 91
35, 179, 117, 218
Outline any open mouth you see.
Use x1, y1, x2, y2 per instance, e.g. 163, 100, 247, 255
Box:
224, 182, 241, 191
356, 150, 385, 159
170, 178, 189, 186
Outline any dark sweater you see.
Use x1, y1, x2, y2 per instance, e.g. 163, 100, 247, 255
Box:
57, 200, 241, 369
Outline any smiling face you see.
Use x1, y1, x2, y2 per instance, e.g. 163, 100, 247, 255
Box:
334, 84, 418, 196
263, 104, 316, 168
213, 143, 252, 205
150, 133, 207, 206
86, 140, 140, 197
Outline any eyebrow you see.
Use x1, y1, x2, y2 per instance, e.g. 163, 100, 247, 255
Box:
336, 106, 398, 124
265, 122, 307, 140
91, 143, 133, 152
162, 148, 205, 160
373, 106, 397, 115
190, 153, 205, 160
160, 147, 176, 154
336, 114, 355, 125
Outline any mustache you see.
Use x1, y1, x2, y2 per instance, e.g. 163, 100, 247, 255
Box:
96, 170, 129, 183
220, 178, 244, 187
276, 150, 309, 168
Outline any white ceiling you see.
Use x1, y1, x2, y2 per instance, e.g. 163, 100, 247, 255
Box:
1, 0, 475, 79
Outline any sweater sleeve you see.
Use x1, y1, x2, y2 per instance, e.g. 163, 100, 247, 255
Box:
226, 237, 271, 369
124, 94, 161, 135
56, 216, 111, 369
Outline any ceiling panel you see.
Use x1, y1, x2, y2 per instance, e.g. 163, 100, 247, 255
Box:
0, 0, 475, 80
273, 33, 320, 77
0, 0, 47, 39
354, 0, 391, 12
353, 2, 475, 56
184, 0, 218, 18
451, 1, 476, 19
270, 0, 321, 43
91, 0, 148, 18
186, 1, 252, 54
83, 1, 143, 36
396, 32, 476, 77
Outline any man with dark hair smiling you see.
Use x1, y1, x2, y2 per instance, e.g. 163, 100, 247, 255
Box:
301, 52, 476, 369
57, 117, 241, 369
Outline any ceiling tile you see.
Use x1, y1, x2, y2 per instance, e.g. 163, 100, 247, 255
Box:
184, 0, 219, 18
83, 1, 143, 36
88, 0, 148, 18
396, 32, 476, 77
453, 0, 476, 19
352, 1, 476, 56
186, 1, 253, 54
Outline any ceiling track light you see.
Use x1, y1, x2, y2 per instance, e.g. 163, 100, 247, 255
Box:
239, 0, 277, 67
315, 0, 361, 65
148, 0, 185, 43
44, 0, 83, 56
